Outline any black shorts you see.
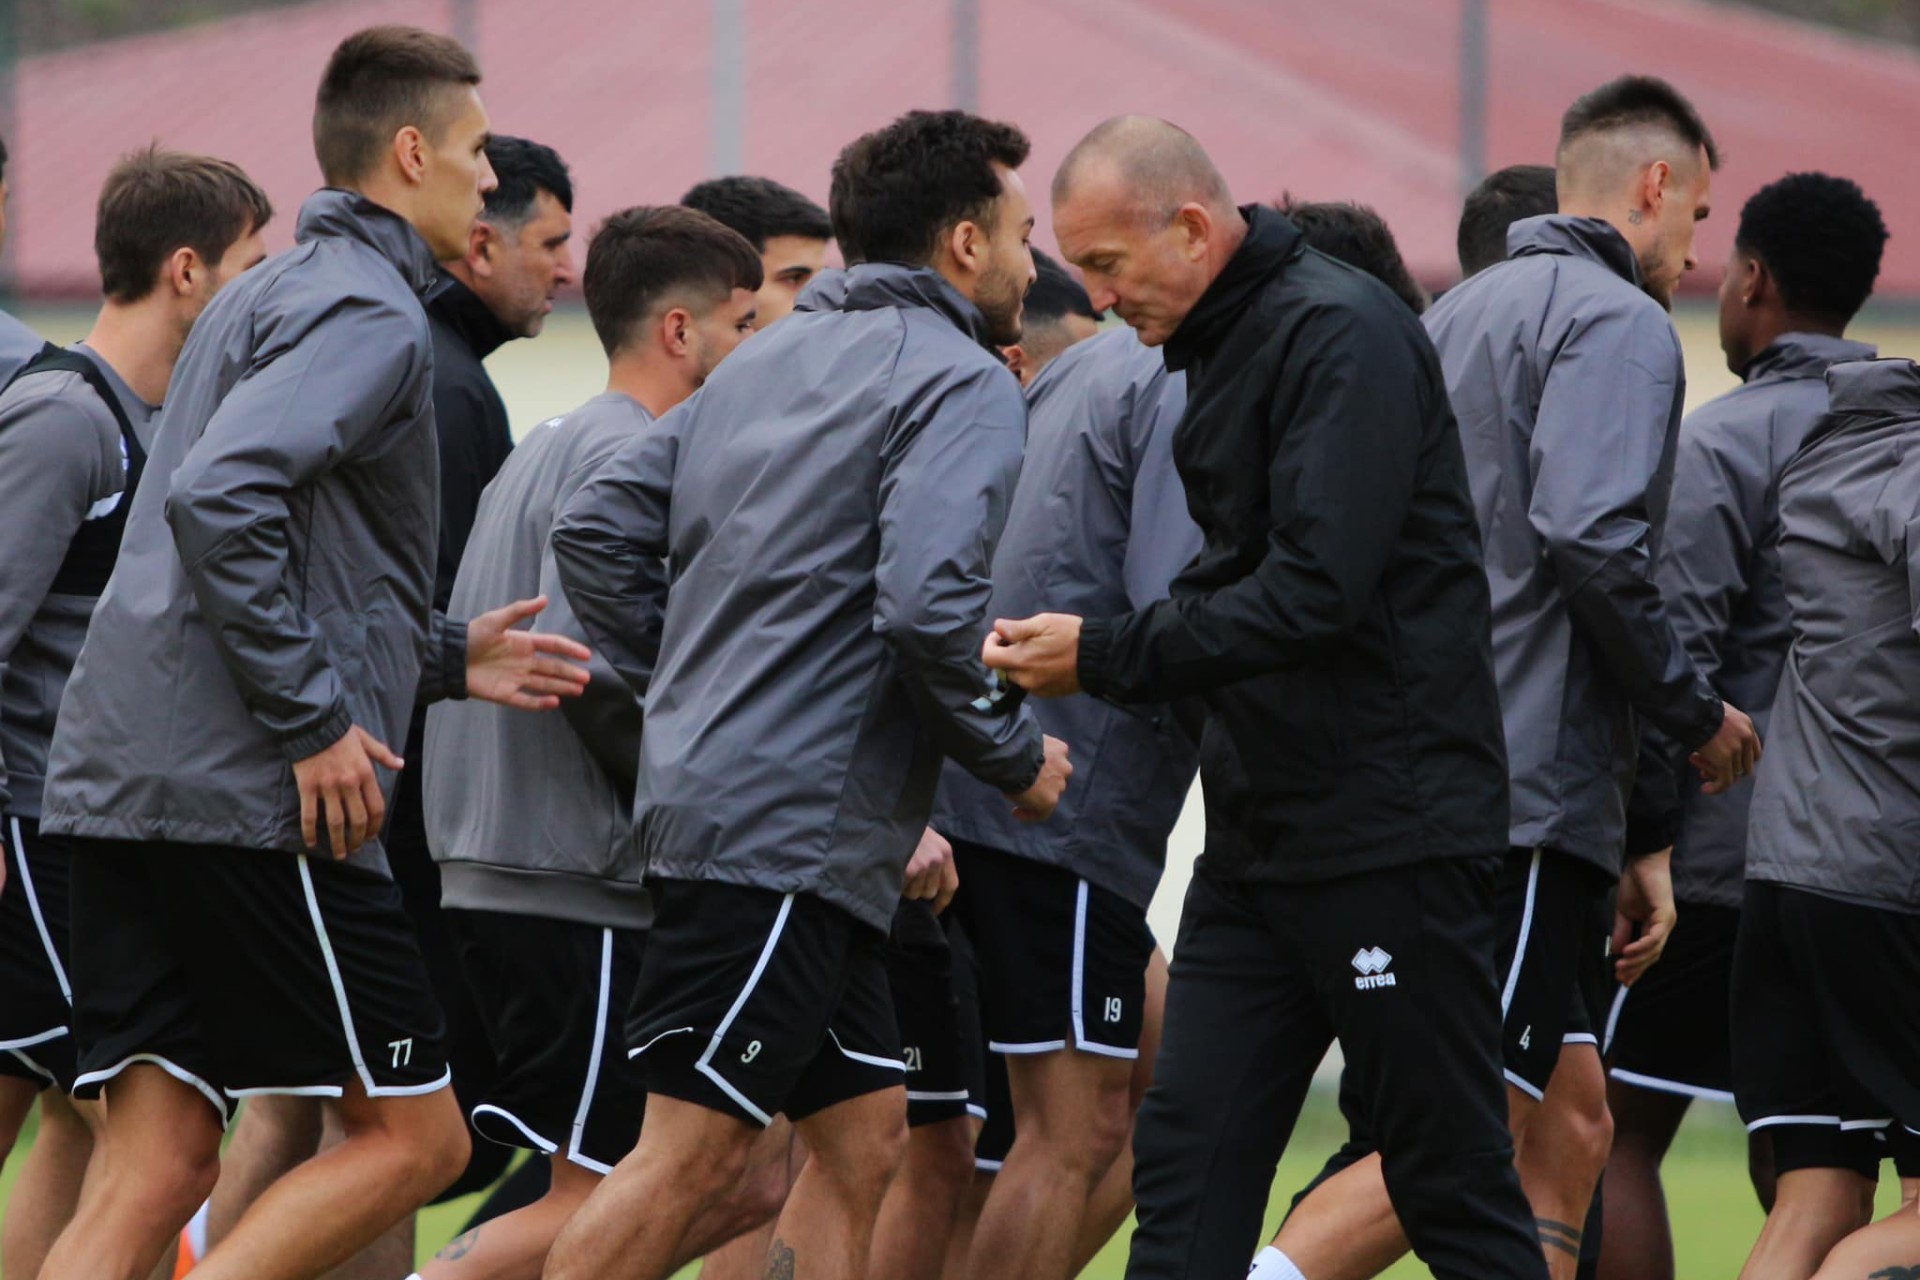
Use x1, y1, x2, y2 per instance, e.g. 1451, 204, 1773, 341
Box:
950, 840, 1154, 1061
976, 1049, 1014, 1170
885, 900, 986, 1127
446, 908, 646, 1173
65, 838, 450, 1122
0, 817, 77, 1089
1495, 848, 1613, 1098
1732, 881, 1920, 1179
1605, 901, 1738, 1102
628, 879, 905, 1127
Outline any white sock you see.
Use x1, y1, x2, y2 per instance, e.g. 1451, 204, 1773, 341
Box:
1248, 1246, 1308, 1280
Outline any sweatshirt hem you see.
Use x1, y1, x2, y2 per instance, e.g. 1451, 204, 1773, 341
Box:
438, 861, 653, 930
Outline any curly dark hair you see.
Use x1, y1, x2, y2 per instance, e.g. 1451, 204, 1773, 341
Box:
829, 110, 1030, 267
682, 175, 832, 252
1736, 172, 1887, 326
1278, 195, 1427, 315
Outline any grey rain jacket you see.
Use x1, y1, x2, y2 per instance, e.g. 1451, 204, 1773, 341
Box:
0, 347, 155, 818
0, 310, 42, 385
425, 392, 654, 929
1747, 359, 1920, 912
1634, 334, 1876, 909
41, 191, 465, 873
552, 263, 1046, 933
1424, 215, 1723, 873
933, 328, 1200, 909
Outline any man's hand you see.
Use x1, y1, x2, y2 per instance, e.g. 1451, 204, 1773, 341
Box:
903, 826, 959, 914
1007, 735, 1073, 822
1691, 703, 1761, 795
1613, 848, 1678, 985
294, 726, 405, 859
467, 596, 593, 709
983, 614, 1084, 698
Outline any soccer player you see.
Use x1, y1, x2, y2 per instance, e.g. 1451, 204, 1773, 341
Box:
1456, 164, 1558, 278
681, 174, 833, 329
0, 134, 44, 381
0, 145, 271, 1280
32, 28, 589, 1280
1270, 76, 1761, 1280
544, 109, 1070, 1280
987, 114, 1547, 1280
417, 205, 762, 1280
1001, 248, 1101, 385
1730, 354, 1920, 1280
1598, 172, 1887, 1280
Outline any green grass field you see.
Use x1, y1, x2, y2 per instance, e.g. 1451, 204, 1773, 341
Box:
1, 1084, 1901, 1275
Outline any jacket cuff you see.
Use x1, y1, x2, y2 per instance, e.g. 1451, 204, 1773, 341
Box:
1624, 814, 1679, 859
279, 701, 354, 762
1680, 688, 1724, 753
440, 618, 471, 703
1077, 615, 1115, 699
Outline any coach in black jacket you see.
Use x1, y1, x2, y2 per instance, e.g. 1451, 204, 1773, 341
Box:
988, 116, 1546, 1280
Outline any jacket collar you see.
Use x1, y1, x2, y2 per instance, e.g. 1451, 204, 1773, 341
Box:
295, 189, 441, 297
1742, 332, 1879, 385
796, 262, 998, 352
425, 270, 516, 360
1824, 358, 1920, 419
1162, 204, 1302, 372
1507, 215, 1644, 290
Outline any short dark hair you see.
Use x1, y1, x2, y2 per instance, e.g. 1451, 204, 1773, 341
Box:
829, 110, 1030, 267
1278, 196, 1427, 315
1559, 75, 1719, 170
583, 206, 764, 357
96, 146, 273, 303
314, 26, 482, 187
1457, 164, 1557, 277
681, 175, 832, 252
1737, 172, 1887, 327
1024, 248, 1098, 330
482, 136, 572, 226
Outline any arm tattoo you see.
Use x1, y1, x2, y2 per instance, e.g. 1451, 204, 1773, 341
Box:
435, 1227, 482, 1261
1536, 1217, 1582, 1258
1867, 1269, 1920, 1279
764, 1239, 797, 1280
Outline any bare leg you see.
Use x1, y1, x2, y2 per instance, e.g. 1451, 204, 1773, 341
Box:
314, 1101, 418, 1280
941, 1169, 992, 1280
1595, 1077, 1690, 1280
1809, 1178, 1919, 1280
189, 1083, 467, 1280
204, 1097, 326, 1250
2, 1089, 100, 1280
422, 1157, 601, 1280
692, 1120, 804, 1280
770, 1087, 908, 1278
1072, 946, 1167, 1274
1739, 1167, 1877, 1280
869, 1116, 975, 1278
544, 1095, 758, 1280
1516, 1045, 1614, 1279
38, 1065, 224, 1280
0, 1073, 36, 1160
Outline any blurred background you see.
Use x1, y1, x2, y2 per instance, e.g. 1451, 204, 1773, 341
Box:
2, 2, 1916, 1272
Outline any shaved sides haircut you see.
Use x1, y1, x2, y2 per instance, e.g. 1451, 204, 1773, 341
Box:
313, 25, 482, 186
1052, 115, 1232, 223
583, 205, 763, 357
1557, 75, 1718, 196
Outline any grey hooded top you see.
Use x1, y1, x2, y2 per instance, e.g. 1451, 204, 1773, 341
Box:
551, 263, 1046, 933
0, 346, 155, 818
425, 392, 655, 929
1423, 214, 1723, 872
41, 191, 465, 873
1644, 333, 1877, 909
933, 327, 1200, 909
1747, 358, 1920, 913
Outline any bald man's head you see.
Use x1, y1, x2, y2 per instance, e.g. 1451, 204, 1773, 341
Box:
1051, 116, 1246, 345
1052, 115, 1235, 226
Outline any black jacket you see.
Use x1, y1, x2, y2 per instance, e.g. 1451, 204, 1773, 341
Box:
425, 271, 516, 612
1078, 206, 1510, 884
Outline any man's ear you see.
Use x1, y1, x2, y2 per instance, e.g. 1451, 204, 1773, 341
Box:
945, 217, 985, 279
1172, 202, 1212, 262
1002, 342, 1029, 384
165, 245, 204, 298
1640, 160, 1671, 217
1743, 255, 1773, 310
466, 220, 497, 277
661, 306, 694, 357
391, 124, 428, 186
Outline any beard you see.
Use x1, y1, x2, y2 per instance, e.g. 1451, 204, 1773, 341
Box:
976, 263, 1027, 347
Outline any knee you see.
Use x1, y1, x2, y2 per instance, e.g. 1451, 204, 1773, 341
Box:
349, 1093, 472, 1201
109, 1138, 220, 1225
815, 1107, 907, 1206
910, 1118, 980, 1200
1569, 1095, 1615, 1174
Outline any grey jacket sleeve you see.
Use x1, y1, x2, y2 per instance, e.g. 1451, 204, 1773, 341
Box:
0, 391, 103, 810
1528, 311, 1723, 751
543, 458, 644, 793
1120, 372, 1197, 612
165, 295, 425, 761
414, 612, 469, 707
548, 423, 676, 704
876, 364, 1045, 795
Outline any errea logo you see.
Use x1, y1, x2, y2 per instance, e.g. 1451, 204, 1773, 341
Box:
1352, 947, 1396, 990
